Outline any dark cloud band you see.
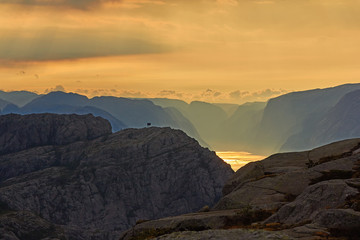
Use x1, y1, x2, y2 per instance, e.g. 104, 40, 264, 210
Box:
0, 0, 116, 9
0, 30, 170, 61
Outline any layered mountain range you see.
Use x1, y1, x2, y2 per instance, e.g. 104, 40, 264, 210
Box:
2, 83, 360, 155
0, 114, 233, 239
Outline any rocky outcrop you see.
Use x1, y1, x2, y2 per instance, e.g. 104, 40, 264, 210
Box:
0, 114, 233, 240
265, 179, 359, 225
215, 138, 360, 211
123, 138, 360, 240
119, 208, 275, 240
0, 113, 112, 155
153, 229, 291, 240
0, 210, 66, 240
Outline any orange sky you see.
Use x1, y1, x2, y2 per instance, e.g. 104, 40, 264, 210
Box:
1, 0, 360, 103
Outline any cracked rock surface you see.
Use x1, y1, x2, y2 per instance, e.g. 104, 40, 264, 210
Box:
0, 113, 233, 240
122, 138, 360, 240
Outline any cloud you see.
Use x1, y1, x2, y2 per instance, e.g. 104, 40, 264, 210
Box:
48, 87, 288, 104
253, 0, 274, 5
0, 29, 170, 61
201, 89, 222, 98
158, 90, 183, 98
216, 0, 238, 6
44, 85, 66, 93
213, 92, 221, 97
118, 90, 147, 98
0, 0, 167, 9
229, 89, 288, 102
0, 0, 110, 9
76, 88, 89, 94
159, 90, 176, 96
250, 89, 287, 98
229, 90, 249, 99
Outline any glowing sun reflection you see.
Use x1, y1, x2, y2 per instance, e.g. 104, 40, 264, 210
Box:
216, 151, 266, 171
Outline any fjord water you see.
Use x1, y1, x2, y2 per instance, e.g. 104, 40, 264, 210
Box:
216, 151, 266, 171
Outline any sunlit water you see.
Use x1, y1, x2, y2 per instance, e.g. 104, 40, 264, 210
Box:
216, 151, 266, 171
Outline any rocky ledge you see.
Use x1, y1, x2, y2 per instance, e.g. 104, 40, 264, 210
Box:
122, 138, 360, 240
0, 113, 233, 240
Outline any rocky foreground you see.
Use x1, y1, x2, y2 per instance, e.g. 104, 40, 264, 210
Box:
121, 138, 360, 240
0, 114, 233, 240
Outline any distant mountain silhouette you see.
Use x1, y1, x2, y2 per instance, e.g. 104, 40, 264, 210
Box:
2, 91, 205, 146
149, 98, 188, 111
213, 103, 240, 117
282, 89, 360, 151
23, 91, 88, 109
0, 90, 39, 107
251, 83, 360, 154
149, 99, 229, 148
3, 83, 360, 155
216, 102, 266, 150
150, 84, 360, 154
0, 98, 11, 111
91, 96, 207, 146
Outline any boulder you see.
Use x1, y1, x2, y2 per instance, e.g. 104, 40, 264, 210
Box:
264, 179, 359, 225
216, 139, 360, 212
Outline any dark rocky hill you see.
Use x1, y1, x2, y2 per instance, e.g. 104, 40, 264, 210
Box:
0, 113, 233, 240
122, 138, 360, 240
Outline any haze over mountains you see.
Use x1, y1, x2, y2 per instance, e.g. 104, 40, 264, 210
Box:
2, 83, 360, 155
1, 85, 360, 239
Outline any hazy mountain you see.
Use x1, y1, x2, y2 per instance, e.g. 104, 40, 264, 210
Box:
252, 83, 360, 154
0, 113, 233, 239
2, 92, 205, 146
149, 99, 228, 148
213, 103, 240, 117
2, 92, 126, 132
186, 101, 227, 144
282, 89, 360, 151
22, 91, 88, 110
3, 83, 360, 155
215, 102, 266, 150
0, 98, 11, 111
0, 90, 39, 107
149, 98, 189, 111
90, 96, 174, 128
164, 107, 209, 147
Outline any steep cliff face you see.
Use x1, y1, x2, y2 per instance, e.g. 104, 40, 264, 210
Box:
282, 89, 360, 151
0, 114, 233, 240
253, 83, 360, 154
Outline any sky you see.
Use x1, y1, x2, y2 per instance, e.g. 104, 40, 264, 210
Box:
1, 0, 360, 103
